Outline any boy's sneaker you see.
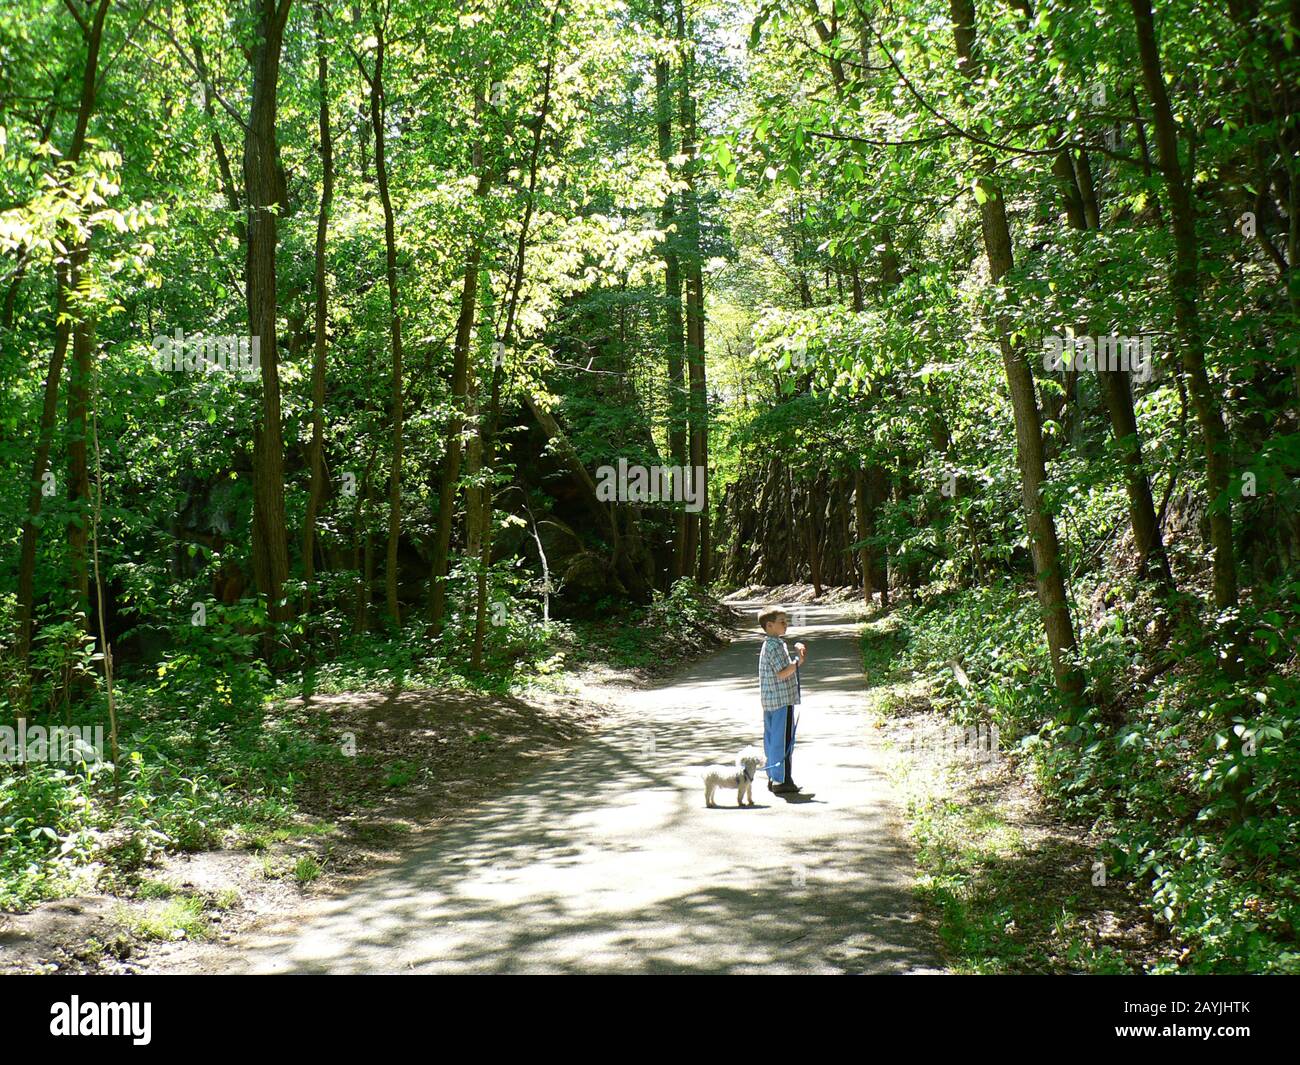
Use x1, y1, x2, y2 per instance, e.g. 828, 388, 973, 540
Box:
772, 781, 800, 794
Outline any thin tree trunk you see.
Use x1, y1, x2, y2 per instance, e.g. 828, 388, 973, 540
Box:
1129, 0, 1238, 610
352, 437, 380, 634
245, 0, 295, 647
1053, 149, 1086, 229
869, 464, 890, 608
1099, 367, 1173, 586
13, 0, 111, 688
88, 410, 119, 787
464, 270, 492, 667
807, 479, 823, 597
303, 0, 334, 618
1075, 150, 1101, 230
675, 0, 709, 583
854, 467, 873, 606
855, 232, 894, 609
950, 0, 1082, 698
67, 314, 94, 633
358, 15, 405, 625
183, 4, 245, 243
430, 115, 492, 634
655, 0, 688, 581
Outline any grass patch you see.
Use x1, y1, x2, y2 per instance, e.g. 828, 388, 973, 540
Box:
907, 786, 1133, 974
117, 894, 212, 943
291, 855, 322, 886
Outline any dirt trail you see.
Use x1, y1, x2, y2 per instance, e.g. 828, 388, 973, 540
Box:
159, 603, 945, 973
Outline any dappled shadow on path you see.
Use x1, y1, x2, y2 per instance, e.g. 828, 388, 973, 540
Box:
218, 603, 944, 974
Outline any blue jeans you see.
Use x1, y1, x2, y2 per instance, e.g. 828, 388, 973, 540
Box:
763, 705, 797, 785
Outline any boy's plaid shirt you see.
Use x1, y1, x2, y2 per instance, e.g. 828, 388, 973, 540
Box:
759, 634, 801, 710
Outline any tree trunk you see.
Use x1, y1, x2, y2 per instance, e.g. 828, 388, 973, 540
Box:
1056, 132, 1171, 589
360, 17, 405, 626
66, 313, 94, 633
1129, 0, 1238, 610
854, 467, 873, 606
245, 0, 295, 646
868, 464, 890, 607
675, 0, 709, 584
303, 0, 334, 618
1075, 150, 1101, 230
1099, 367, 1173, 587
183, 4, 245, 243
430, 114, 492, 634
464, 269, 493, 668
807, 477, 823, 597
950, 0, 1082, 698
352, 437, 379, 635
655, 0, 688, 581
13, 0, 111, 687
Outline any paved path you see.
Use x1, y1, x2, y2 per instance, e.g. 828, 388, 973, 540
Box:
196, 603, 944, 973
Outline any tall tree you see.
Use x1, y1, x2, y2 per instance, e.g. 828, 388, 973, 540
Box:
66, 303, 94, 633
949, 0, 1082, 698
355, 3, 405, 626
674, 0, 710, 583
429, 95, 492, 634
1129, 0, 1238, 610
13, 0, 112, 690
302, 0, 335, 618
654, 0, 688, 581
244, 0, 295, 642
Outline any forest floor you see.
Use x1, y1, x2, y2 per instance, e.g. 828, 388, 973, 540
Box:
41, 597, 943, 974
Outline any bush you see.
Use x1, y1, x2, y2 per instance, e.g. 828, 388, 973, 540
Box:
876, 576, 1300, 973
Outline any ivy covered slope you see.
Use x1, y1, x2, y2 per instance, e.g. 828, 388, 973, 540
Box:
1, 0, 1298, 974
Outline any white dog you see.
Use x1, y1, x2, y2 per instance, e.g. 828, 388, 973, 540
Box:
703, 748, 763, 808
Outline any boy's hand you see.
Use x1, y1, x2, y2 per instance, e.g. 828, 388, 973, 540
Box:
795, 641, 807, 662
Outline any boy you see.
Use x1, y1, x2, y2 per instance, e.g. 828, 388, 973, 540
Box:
757, 607, 808, 795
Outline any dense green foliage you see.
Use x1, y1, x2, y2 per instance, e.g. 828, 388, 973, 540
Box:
1, 572, 720, 910
868, 578, 1300, 972
1, 0, 1297, 973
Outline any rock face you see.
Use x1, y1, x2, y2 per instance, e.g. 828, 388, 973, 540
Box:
561, 550, 627, 603
536, 514, 586, 574
493, 405, 662, 613
504, 501, 658, 617
722, 456, 864, 589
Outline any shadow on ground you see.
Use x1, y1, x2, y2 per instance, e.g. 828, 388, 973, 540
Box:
181, 603, 945, 974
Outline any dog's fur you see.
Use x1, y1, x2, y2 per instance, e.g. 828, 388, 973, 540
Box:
703, 748, 763, 808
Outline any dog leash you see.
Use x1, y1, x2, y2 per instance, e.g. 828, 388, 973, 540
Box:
756, 706, 801, 774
